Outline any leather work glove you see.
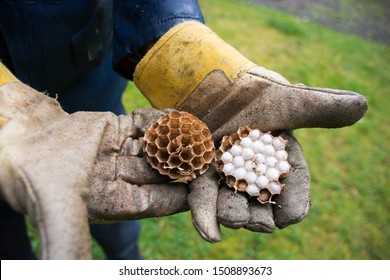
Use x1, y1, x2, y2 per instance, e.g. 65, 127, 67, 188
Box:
133, 21, 368, 242
0, 63, 188, 259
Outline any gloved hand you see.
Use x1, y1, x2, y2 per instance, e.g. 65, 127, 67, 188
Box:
0, 63, 188, 258
133, 21, 368, 242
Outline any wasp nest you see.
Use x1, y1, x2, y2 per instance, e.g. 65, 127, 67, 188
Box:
215, 126, 290, 204
144, 111, 215, 181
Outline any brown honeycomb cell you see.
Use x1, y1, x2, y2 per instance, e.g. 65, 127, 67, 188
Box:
144, 110, 215, 181
215, 126, 290, 204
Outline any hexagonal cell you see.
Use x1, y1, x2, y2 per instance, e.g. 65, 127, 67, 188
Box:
180, 117, 193, 125
225, 175, 237, 189
167, 129, 180, 141
168, 118, 181, 129
192, 121, 204, 132
156, 124, 170, 136
167, 154, 181, 168
155, 149, 169, 163
167, 138, 181, 154
203, 150, 214, 163
145, 142, 158, 156
203, 139, 214, 151
145, 129, 158, 142
191, 156, 205, 170
169, 110, 182, 119
192, 143, 204, 156
155, 135, 169, 149
257, 189, 272, 204
236, 179, 248, 192
201, 128, 212, 139
178, 162, 193, 175
179, 147, 195, 162
180, 123, 194, 135
147, 156, 160, 170
237, 126, 251, 138
191, 132, 203, 143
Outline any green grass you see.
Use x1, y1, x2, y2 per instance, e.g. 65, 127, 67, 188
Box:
28, 0, 390, 259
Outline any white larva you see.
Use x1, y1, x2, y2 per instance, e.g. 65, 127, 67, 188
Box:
240, 137, 252, 148
266, 168, 280, 181
222, 163, 235, 175
234, 167, 247, 180
232, 156, 245, 168
230, 144, 242, 156
249, 129, 261, 141
241, 147, 255, 160
221, 151, 233, 163
246, 184, 260, 196
244, 171, 257, 184
256, 175, 269, 189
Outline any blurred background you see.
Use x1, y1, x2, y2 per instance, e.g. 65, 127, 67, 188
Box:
29, 0, 390, 259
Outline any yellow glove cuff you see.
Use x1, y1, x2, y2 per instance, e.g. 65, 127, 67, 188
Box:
0, 62, 18, 86
134, 21, 256, 109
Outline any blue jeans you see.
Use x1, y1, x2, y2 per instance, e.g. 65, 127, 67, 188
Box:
0, 200, 141, 260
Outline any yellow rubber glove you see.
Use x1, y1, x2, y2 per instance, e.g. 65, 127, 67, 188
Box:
0, 62, 18, 85
133, 21, 367, 242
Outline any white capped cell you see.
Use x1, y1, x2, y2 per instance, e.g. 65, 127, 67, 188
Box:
275, 150, 288, 161
234, 167, 247, 180
265, 156, 277, 168
255, 163, 267, 175
221, 151, 233, 163
241, 147, 255, 160
230, 144, 242, 156
273, 137, 287, 150
268, 182, 283, 194
246, 184, 260, 196
249, 129, 261, 141
244, 160, 255, 171
232, 156, 245, 168
255, 154, 266, 164
277, 161, 290, 174
222, 163, 235, 175
244, 171, 257, 184
256, 175, 269, 189
266, 168, 280, 181
240, 137, 252, 148
261, 134, 273, 144
251, 141, 264, 153
263, 144, 275, 156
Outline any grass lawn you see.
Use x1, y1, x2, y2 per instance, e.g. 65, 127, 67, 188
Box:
29, 0, 390, 259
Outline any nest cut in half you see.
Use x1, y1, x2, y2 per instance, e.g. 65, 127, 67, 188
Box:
144, 111, 215, 181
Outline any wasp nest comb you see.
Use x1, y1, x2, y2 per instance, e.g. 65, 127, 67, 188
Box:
215, 126, 290, 204
144, 111, 215, 181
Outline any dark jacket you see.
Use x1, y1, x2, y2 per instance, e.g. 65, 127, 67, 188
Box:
0, 0, 204, 113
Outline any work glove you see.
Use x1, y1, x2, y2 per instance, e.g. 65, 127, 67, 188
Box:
0, 63, 188, 259
133, 21, 368, 242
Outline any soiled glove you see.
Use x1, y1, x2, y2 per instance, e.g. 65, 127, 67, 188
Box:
0, 71, 187, 258
133, 21, 367, 242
